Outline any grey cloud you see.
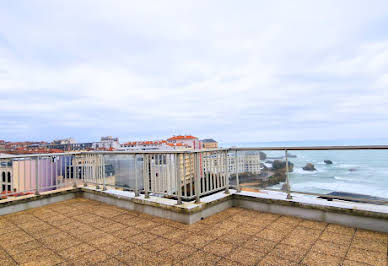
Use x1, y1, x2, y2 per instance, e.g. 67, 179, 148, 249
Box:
0, 1, 388, 143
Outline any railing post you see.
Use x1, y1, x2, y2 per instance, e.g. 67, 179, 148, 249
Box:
73, 156, 77, 188
96, 155, 101, 189
102, 155, 107, 191
285, 149, 292, 200
176, 154, 182, 205
83, 155, 88, 187
224, 151, 230, 194
35, 156, 40, 195
194, 152, 201, 203
183, 153, 187, 199
235, 150, 241, 192
134, 154, 139, 197
144, 154, 150, 199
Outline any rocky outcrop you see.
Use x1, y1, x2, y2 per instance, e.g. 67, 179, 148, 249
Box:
324, 160, 333, 165
262, 172, 287, 187
259, 151, 267, 160
272, 160, 294, 172
348, 168, 357, 172
303, 163, 316, 171
257, 160, 294, 188
233, 159, 294, 189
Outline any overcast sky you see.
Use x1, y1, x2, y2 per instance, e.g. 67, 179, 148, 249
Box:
1, 1, 388, 144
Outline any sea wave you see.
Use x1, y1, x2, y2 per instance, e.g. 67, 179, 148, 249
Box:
336, 164, 359, 169
263, 163, 272, 168
333, 176, 354, 181
292, 168, 316, 175
292, 167, 328, 175
291, 181, 387, 198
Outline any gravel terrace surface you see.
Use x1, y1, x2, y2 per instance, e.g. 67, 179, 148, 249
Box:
0, 198, 387, 265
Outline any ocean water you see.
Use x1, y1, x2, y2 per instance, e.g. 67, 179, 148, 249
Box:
224, 140, 388, 199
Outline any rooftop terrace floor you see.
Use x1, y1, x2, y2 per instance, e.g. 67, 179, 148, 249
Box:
0, 198, 387, 266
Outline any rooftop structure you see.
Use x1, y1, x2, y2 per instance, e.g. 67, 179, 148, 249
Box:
101, 136, 119, 142
52, 138, 76, 145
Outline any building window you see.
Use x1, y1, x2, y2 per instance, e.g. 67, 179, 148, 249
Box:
7, 172, 11, 183
2, 185, 5, 191
7, 185, 11, 191
2, 172, 5, 182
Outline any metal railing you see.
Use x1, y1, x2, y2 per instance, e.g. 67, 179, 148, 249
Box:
229, 146, 388, 205
1, 145, 388, 205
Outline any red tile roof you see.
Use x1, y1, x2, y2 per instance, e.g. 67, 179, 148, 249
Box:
167, 135, 198, 141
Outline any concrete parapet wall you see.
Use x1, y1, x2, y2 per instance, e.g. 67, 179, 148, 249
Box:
234, 198, 388, 233
0, 188, 387, 232
0, 189, 78, 216
81, 188, 233, 224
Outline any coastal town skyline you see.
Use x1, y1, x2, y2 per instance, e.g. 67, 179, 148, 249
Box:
0, 135, 219, 154
2, 134, 388, 156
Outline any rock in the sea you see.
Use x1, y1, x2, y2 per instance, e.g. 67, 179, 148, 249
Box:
324, 160, 333, 165
303, 163, 316, 171
265, 160, 273, 164
259, 151, 267, 160
272, 160, 294, 172
348, 168, 357, 172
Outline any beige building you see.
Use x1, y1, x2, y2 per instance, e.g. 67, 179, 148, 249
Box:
0, 160, 12, 193
0, 140, 6, 152
201, 139, 218, 149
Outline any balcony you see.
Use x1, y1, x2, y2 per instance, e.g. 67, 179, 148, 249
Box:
0, 146, 387, 265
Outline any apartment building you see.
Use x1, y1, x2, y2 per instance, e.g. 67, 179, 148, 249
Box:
120, 140, 174, 151
228, 151, 261, 175
98, 136, 120, 150
167, 135, 202, 150
120, 135, 202, 151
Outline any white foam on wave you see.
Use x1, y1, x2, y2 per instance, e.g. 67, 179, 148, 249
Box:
291, 181, 388, 198
264, 163, 272, 168
336, 164, 359, 169
292, 168, 317, 175
333, 176, 354, 181
292, 167, 328, 175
